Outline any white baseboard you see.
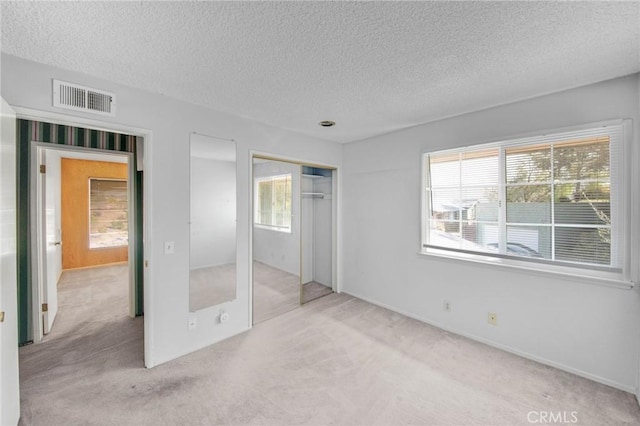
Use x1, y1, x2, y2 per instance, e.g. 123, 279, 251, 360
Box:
253, 259, 298, 276
342, 289, 635, 394
190, 260, 236, 271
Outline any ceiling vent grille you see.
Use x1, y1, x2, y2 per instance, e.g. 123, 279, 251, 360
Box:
53, 79, 116, 116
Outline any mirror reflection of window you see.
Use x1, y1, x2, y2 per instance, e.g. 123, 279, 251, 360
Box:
255, 174, 292, 232
189, 133, 237, 311
252, 159, 301, 324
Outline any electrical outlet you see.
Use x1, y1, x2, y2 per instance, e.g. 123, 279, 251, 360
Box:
443, 300, 451, 312
488, 312, 497, 326
188, 315, 197, 330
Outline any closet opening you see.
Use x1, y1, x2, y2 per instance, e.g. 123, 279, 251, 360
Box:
251, 155, 337, 324
301, 166, 334, 304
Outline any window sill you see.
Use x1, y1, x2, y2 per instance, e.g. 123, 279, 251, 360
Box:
418, 247, 634, 290
253, 224, 292, 234
90, 245, 128, 250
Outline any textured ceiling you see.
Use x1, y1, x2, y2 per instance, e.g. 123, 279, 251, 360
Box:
2, 1, 639, 143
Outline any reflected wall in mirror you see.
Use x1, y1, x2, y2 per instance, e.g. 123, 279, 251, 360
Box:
189, 133, 236, 311
252, 158, 301, 324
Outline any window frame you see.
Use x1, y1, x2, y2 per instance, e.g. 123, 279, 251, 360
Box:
253, 173, 293, 233
420, 120, 634, 288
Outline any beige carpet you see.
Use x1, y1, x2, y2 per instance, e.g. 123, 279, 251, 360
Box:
252, 262, 334, 323
302, 280, 333, 304
190, 261, 334, 317
252, 261, 303, 324
18, 265, 640, 425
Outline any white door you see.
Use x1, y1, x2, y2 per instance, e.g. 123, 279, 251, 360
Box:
37, 148, 61, 335
0, 97, 21, 425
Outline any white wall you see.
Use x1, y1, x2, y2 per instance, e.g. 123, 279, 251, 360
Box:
312, 176, 332, 286
190, 157, 236, 269
253, 160, 301, 276
301, 174, 333, 286
301, 176, 314, 283
342, 73, 640, 392
1, 53, 343, 367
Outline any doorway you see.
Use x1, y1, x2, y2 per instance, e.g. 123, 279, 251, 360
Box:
251, 155, 337, 324
33, 145, 134, 339
16, 118, 144, 349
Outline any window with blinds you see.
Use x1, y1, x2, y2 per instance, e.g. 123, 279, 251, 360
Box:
254, 174, 292, 232
423, 123, 628, 276
89, 178, 128, 248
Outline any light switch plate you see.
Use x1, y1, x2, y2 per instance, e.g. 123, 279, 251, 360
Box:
164, 241, 175, 255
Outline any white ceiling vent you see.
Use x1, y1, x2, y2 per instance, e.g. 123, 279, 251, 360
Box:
52, 79, 116, 116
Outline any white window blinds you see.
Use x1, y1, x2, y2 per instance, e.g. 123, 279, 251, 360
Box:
424, 123, 626, 273
89, 178, 128, 248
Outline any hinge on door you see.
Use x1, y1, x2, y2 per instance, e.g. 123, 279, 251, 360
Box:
145, 260, 148, 267
39, 164, 46, 174
0, 311, 5, 322
42, 303, 48, 312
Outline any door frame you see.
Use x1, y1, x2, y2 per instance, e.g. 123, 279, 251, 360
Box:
31, 142, 135, 342
34, 146, 58, 335
1, 97, 20, 426
14, 106, 153, 366
249, 151, 339, 327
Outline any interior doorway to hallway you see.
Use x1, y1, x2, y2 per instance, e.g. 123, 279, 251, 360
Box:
14, 117, 146, 359
3, 112, 150, 424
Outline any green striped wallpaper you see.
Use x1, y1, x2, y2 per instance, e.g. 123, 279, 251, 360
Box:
18, 119, 135, 152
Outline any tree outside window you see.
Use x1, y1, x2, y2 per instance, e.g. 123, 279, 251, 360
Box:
425, 128, 618, 269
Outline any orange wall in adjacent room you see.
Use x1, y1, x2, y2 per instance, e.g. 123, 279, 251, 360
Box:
61, 158, 128, 269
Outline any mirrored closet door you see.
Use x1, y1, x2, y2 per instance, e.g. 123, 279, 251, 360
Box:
252, 156, 336, 324
252, 158, 301, 323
